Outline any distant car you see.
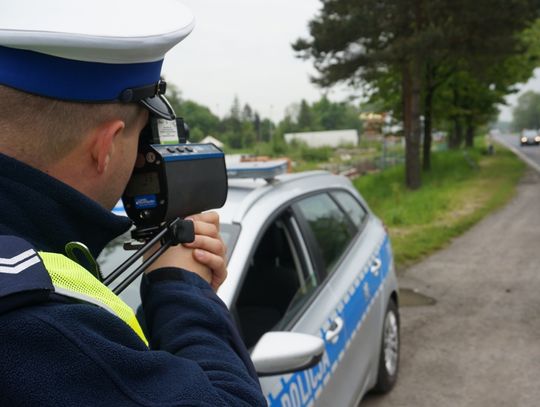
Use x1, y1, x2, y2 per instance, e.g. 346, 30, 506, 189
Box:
520, 129, 540, 146
102, 162, 400, 407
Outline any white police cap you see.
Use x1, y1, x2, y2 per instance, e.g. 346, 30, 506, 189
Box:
0, 0, 195, 119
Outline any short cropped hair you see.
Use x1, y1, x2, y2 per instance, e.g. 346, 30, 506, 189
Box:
0, 85, 142, 166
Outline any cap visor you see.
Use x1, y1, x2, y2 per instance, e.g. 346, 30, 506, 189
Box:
140, 94, 176, 120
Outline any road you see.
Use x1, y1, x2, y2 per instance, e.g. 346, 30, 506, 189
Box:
362, 138, 540, 407
494, 133, 540, 173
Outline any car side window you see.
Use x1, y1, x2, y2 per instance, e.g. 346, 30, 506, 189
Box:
296, 193, 355, 276
235, 213, 318, 349
331, 190, 368, 228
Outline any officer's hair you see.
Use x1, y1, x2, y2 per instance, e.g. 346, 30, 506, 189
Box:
0, 85, 143, 166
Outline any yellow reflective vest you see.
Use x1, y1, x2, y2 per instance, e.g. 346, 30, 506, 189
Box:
39, 252, 148, 346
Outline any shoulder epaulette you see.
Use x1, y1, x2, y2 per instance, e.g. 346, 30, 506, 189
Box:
0, 235, 53, 314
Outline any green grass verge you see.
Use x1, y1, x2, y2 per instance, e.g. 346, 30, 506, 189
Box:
353, 144, 526, 270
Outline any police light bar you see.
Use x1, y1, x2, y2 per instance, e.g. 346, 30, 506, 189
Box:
226, 159, 288, 180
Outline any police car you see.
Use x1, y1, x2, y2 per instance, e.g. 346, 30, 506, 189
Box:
104, 161, 400, 406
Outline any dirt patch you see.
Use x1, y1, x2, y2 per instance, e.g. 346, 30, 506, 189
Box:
399, 288, 436, 307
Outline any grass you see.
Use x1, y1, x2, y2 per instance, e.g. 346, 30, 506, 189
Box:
353, 143, 526, 270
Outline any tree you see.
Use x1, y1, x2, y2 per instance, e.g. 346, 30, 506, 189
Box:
218, 97, 262, 149
434, 24, 540, 150
278, 96, 362, 137
175, 100, 220, 142
293, 0, 452, 188
297, 99, 314, 131
293, 0, 540, 187
311, 96, 361, 131
158, 83, 220, 142
229, 96, 242, 121
293, 0, 433, 188
275, 111, 296, 140
253, 113, 262, 142
220, 96, 243, 146
419, 1, 540, 160
242, 103, 254, 122
260, 118, 274, 142
154, 84, 278, 149
512, 91, 540, 130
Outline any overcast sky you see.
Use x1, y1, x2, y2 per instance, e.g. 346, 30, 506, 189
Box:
161, 0, 350, 121
161, 0, 538, 124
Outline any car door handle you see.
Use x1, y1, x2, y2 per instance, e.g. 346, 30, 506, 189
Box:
325, 317, 344, 344
371, 258, 382, 276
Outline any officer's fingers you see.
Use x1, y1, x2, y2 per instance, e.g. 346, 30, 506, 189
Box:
184, 235, 226, 256
188, 219, 219, 239
186, 212, 220, 231
193, 249, 227, 291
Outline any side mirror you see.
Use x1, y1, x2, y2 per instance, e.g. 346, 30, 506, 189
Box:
251, 331, 325, 376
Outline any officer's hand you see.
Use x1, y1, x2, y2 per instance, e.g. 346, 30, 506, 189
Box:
144, 212, 227, 292
144, 242, 213, 285
183, 212, 227, 291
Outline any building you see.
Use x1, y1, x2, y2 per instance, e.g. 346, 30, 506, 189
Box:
284, 129, 358, 148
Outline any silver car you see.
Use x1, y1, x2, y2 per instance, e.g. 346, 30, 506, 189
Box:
103, 164, 400, 406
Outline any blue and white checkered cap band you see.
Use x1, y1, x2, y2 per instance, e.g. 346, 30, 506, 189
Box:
0, 45, 163, 102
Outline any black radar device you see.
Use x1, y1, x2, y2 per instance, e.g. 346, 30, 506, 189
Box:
122, 117, 228, 234
104, 115, 228, 295
123, 143, 227, 228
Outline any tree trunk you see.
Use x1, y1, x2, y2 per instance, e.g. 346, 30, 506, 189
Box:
423, 88, 434, 171
449, 117, 463, 149
402, 61, 422, 190
465, 116, 475, 148
448, 86, 462, 149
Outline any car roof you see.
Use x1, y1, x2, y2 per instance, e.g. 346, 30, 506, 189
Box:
217, 170, 364, 225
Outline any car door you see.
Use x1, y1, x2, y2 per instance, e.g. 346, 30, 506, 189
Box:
326, 190, 388, 401
290, 190, 383, 406
230, 206, 344, 407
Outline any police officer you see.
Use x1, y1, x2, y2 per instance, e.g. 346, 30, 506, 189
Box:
0, 0, 266, 405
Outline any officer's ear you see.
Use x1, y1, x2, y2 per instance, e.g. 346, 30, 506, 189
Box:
90, 120, 126, 174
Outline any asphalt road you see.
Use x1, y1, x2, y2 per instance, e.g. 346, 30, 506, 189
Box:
362, 141, 540, 407
494, 133, 540, 172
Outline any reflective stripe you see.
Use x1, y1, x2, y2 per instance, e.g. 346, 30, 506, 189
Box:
0, 248, 36, 265
38, 252, 148, 346
0, 255, 40, 274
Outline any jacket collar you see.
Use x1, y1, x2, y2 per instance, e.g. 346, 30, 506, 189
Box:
0, 153, 132, 258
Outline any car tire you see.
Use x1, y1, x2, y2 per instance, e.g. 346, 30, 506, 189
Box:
372, 298, 400, 394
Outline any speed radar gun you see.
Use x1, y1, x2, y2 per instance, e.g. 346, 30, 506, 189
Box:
104, 116, 228, 294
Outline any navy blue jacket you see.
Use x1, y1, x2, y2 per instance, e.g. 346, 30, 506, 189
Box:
0, 153, 266, 406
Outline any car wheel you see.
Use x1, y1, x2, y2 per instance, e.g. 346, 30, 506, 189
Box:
372, 299, 399, 394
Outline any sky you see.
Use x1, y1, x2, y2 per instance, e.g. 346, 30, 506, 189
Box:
161, 0, 539, 124
161, 0, 347, 121
499, 69, 540, 122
